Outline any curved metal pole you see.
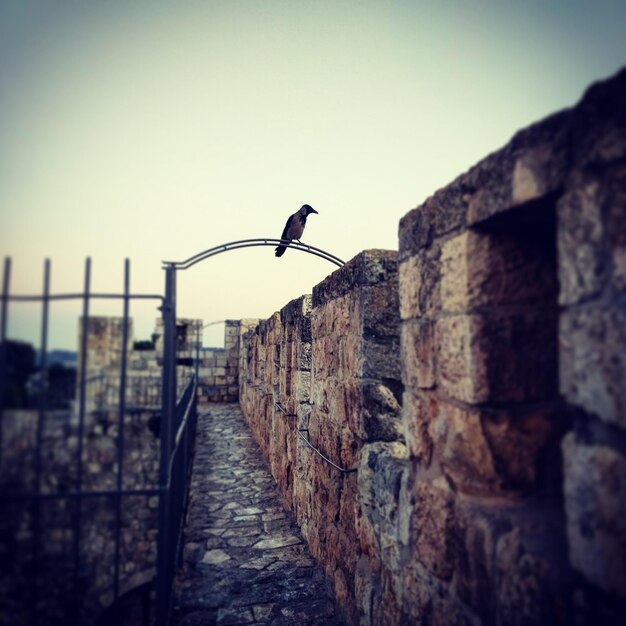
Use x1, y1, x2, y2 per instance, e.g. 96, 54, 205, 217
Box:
162, 238, 345, 270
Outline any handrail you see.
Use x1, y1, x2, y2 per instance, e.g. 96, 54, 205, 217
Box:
168, 378, 197, 479
1, 292, 164, 303
274, 402, 357, 474
162, 238, 346, 270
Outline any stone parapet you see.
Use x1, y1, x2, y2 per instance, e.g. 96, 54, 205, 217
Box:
397, 67, 626, 625
239, 69, 626, 625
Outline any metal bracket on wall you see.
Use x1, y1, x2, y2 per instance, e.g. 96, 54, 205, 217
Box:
274, 402, 357, 475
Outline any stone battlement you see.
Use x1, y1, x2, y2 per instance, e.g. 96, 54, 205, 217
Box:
238, 68, 626, 626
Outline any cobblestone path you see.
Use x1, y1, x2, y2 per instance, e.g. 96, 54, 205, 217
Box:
172, 404, 343, 626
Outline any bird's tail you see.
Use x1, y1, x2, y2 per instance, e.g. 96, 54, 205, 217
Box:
275, 245, 287, 257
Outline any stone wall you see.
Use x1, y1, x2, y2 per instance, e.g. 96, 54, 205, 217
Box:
196, 320, 245, 403
239, 250, 404, 624
79, 316, 244, 408
238, 69, 626, 625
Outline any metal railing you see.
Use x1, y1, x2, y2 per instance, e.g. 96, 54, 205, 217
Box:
154, 376, 197, 626
0, 256, 193, 626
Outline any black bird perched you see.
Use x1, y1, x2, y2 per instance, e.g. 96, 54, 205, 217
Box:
275, 204, 319, 257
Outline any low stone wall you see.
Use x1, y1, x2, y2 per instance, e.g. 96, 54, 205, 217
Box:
239, 69, 626, 626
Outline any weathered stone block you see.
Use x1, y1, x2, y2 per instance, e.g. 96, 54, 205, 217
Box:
399, 245, 442, 321
398, 255, 422, 320
511, 145, 563, 206
398, 179, 469, 261
360, 338, 400, 380
495, 527, 566, 626
559, 165, 626, 305
436, 312, 558, 405
441, 229, 557, 313
401, 320, 435, 390
435, 315, 487, 404
560, 306, 626, 428
558, 174, 608, 305
352, 382, 403, 443
357, 441, 409, 564
312, 250, 398, 307
430, 401, 560, 495
413, 478, 456, 581
563, 432, 626, 597
361, 285, 400, 340
401, 389, 435, 463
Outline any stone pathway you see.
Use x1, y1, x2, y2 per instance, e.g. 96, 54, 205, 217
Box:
172, 404, 343, 626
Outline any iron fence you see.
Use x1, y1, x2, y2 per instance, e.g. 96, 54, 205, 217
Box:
0, 257, 196, 626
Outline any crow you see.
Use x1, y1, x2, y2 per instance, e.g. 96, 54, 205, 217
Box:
275, 204, 319, 257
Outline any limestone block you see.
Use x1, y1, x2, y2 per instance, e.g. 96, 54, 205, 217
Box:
401, 389, 435, 463
300, 342, 312, 370
436, 312, 557, 405
313, 249, 398, 307
399, 255, 422, 320
294, 370, 311, 403
606, 166, 626, 293
360, 284, 400, 340
511, 146, 559, 206
560, 306, 626, 428
351, 382, 403, 443
435, 314, 487, 404
559, 166, 626, 306
558, 174, 608, 305
312, 296, 352, 338
360, 338, 400, 380
401, 320, 435, 390
398, 179, 468, 260
399, 245, 441, 321
413, 478, 456, 581
357, 441, 409, 565
563, 432, 626, 597
465, 110, 568, 226
450, 509, 502, 621
495, 527, 563, 626
441, 229, 557, 313
430, 401, 559, 496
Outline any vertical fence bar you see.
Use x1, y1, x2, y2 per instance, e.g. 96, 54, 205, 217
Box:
0, 257, 11, 464
73, 257, 91, 624
33, 258, 51, 624
155, 265, 176, 626
113, 259, 131, 600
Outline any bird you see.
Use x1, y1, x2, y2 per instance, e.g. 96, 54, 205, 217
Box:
275, 204, 319, 257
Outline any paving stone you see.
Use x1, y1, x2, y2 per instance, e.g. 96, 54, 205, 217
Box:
202, 549, 232, 565
173, 404, 343, 625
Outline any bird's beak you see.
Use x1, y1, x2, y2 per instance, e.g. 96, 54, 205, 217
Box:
309, 208, 319, 215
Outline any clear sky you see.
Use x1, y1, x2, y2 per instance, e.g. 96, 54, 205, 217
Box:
1, 0, 625, 349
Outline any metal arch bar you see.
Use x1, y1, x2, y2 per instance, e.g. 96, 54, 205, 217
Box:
162, 239, 346, 270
